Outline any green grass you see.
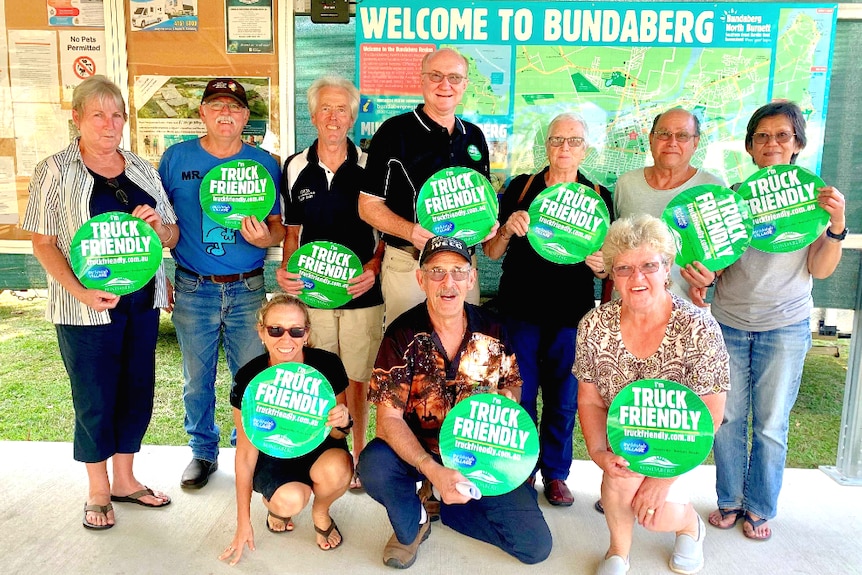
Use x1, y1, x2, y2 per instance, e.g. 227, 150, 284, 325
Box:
0, 290, 849, 468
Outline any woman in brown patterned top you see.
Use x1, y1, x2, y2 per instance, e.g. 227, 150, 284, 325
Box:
574, 215, 729, 575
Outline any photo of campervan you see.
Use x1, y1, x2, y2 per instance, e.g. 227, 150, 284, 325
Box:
131, 0, 166, 29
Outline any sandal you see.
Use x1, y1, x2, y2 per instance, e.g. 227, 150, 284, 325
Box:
314, 518, 343, 551
743, 512, 772, 541
265, 511, 294, 534
83, 502, 114, 530
708, 507, 743, 529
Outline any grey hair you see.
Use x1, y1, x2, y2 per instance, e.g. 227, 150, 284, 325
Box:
72, 75, 127, 119
602, 214, 677, 274
547, 112, 590, 146
307, 76, 360, 120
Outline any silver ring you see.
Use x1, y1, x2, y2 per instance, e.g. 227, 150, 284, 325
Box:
228, 546, 234, 551
646, 508, 655, 515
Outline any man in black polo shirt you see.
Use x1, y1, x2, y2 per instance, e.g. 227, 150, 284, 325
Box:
359, 47, 494, 327
277, 76, 384, 487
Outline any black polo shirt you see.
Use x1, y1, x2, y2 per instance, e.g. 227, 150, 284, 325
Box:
495, 167, 614, 328
281, 139, 383, 309
362, 104, 490, 248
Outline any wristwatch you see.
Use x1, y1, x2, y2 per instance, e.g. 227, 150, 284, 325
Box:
336, 415, 354, 434
826, 227, 848, 242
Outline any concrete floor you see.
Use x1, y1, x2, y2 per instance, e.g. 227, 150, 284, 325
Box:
1, 441, 860, 575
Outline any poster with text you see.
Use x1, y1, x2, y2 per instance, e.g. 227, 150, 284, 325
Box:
48, 0, 105, 27
130, 0, 198, 31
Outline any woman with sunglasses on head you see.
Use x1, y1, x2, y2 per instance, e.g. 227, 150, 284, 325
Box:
575, 215, 728, 575
684, 101, 846, 541
22, 75, 178, 530
220, 294, 353, 565
483, 112, 612, 506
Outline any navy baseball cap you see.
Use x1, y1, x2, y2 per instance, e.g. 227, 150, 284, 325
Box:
201, 78, 248, 108
419, 236, 471, 266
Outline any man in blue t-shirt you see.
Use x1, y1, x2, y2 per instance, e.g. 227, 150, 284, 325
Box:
159, 78, 284, 489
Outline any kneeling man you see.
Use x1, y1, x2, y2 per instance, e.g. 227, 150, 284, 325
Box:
358, 236, 552, 569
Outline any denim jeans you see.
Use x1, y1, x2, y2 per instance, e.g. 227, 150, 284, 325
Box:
172, 267, 265, 461
506, 318, 578, 481
713, 319, 811, 519
358, 438, 552, 564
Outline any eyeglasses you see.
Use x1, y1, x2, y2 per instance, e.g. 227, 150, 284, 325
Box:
265, 325, 307, 338
105, 177, 128, 206
547, 136, 586, 148
752, 131, 795, 144
612, 261, 665, 277
422, 71, 466, 85
652, 130, 695, 142
422, 267, 472, 281
206, 101, 245, 113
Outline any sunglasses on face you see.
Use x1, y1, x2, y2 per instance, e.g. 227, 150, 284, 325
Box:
265, 325, 307, 338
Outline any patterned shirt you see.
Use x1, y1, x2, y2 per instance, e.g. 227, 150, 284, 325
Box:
574, 294, 730, 406
369, 302, 522, 454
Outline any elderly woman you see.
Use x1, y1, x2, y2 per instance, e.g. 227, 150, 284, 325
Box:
483, 112, 612, 505
220, 295, 353, 565
685, 101, 846, 541
575, 215, 728, 575
22, 75, 179, 529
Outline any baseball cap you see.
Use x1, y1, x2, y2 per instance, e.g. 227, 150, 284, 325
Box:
201, 78, 248, 108
419, 236, 471, 266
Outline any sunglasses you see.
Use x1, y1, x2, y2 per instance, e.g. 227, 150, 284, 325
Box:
265, 325, 307, 338
105, 177, 129, 206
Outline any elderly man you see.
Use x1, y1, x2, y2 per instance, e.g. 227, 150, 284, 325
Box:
276, 76, 384, 488
614, 107, 722, 300
357, 236, 552, 569
359, 48, 494, 327
159, 78, 284, 489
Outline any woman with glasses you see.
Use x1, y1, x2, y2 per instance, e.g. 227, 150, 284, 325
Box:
686, 101, 846, 541
22, 76, 178, 530
575, 215, 729, 575
483, 112, 612, 506
220, 294, 353, 565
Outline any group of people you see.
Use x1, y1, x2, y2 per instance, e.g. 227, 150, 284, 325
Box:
23, 44, 846, 575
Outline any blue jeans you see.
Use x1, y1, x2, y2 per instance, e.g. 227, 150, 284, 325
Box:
56, 286, 159, 463
358, 438, 552, 564
172, 267, 265, 461
506, 319, 578, 481
713, 319, 811, 520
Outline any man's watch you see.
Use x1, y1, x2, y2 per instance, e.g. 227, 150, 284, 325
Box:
336, 415, 354, 434
826, 227, 848, 242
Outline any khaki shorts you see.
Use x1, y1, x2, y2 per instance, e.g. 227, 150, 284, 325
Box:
381, 245, 480, 328
308, 305, 384, 382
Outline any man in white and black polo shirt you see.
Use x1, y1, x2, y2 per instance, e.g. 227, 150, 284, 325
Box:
359, 47, 495, 327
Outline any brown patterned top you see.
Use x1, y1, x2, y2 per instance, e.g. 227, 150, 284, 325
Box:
369, 303, 522, 453
574, 294, 730, 406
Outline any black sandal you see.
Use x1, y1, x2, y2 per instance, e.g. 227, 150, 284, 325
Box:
314, 518, 343, 551
265, 511, 293, 534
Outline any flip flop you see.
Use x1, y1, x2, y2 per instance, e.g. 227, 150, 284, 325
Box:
314, 518, 343, 551
83, 502, 114, 530
111, 487, 171, 508
266, 511, 294, 534
708, 507, 743, 529
743, 512, 772, 541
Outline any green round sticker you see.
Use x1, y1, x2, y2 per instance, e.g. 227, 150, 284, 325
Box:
439, 393, 539, 496
467, 144, 482, 161
607, 379, 714, 478
199, 159, 276, 230
240, 362, 336, 459
738, 164, 828, 253
662, 184, 753, 272
417, 167, 499, 247
526, 182, 611, 264
70, 211, 163, 296
286, 241, 364, 309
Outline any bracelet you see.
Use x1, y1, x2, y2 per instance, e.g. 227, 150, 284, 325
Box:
499, 226, 511, 241
161, 225, 174, 246
706, 273, 717, 288
414, 452, 430, 471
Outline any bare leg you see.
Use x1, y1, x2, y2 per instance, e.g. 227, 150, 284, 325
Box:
602, 473, 640, 560
309, 448, 352, 549
347, 378, 368, 488
265, 483, 312, 532
85, 461, 115, 527
111, 453, 170, 506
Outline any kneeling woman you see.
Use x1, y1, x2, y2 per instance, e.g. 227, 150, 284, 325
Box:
575, 215, 728, 575
220, 295, 353, 565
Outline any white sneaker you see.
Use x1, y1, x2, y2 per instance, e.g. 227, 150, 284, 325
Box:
670, 514, 706, 574
597, 554, 630, 575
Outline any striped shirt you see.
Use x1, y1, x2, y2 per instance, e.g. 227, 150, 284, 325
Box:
22, 139, 177, 326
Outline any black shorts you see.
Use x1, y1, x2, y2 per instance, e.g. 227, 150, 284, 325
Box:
252, 436, 350, 500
